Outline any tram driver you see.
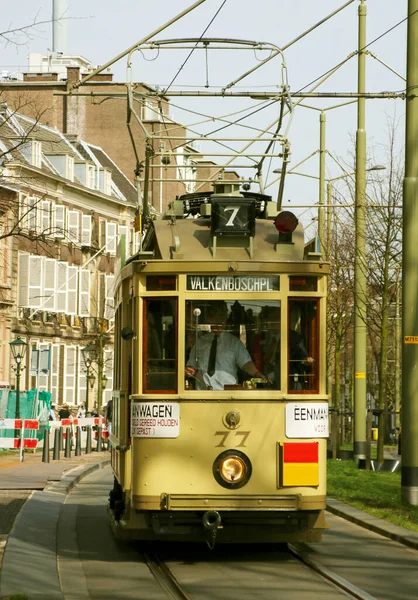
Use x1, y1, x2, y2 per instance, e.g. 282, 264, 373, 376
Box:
185, 301, 266, 390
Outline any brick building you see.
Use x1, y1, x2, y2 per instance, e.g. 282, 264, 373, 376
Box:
0, 65, 205, 215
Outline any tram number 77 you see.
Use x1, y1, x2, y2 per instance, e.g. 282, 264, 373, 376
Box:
215, 431, 250, 448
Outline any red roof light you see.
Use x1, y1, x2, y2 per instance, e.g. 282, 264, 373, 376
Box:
274, 211, 298, 233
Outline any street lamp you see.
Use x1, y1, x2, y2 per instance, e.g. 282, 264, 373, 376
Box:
9, 337, 28, 422
81, 344, 97, 414
102, 374, 108, 390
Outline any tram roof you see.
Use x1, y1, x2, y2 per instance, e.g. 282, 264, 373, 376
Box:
150, 217, 306, 262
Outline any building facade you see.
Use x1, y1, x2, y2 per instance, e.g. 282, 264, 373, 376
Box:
0, 104, 140, 408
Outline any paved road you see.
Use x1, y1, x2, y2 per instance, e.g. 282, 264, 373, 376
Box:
1, 449, 418, 599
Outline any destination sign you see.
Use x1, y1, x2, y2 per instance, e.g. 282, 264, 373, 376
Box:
187, 275, 279, 292
285, 402, 329, 438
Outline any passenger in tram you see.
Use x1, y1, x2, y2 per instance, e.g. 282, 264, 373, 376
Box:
262, 306, 314, 390
185, 301, 266, 390
288, 309, 314, 390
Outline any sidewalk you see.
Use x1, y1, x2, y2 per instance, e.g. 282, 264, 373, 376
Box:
0, 447, 110, 593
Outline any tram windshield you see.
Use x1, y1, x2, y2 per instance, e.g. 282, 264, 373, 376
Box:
142, 298, 318, 393
185, 299, 318, 392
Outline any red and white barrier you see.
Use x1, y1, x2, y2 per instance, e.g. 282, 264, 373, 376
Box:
50, 416, 108, 447
51, 417, 105, 428
0, 419, 39, 453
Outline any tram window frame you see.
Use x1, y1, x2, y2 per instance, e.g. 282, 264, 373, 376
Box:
287, 298, 319, 394
143, 298, 178, 394
185, 299, 282, 392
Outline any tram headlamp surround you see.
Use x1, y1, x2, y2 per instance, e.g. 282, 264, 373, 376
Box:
213, 450, 252, 489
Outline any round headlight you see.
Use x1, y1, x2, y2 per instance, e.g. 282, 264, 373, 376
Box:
213, 450, 252, 489
220, 456, 245, 483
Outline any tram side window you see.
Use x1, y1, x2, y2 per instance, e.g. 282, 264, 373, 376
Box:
288, 299, 319, 393
144, 299, 177, 393
185, 300, 281, 391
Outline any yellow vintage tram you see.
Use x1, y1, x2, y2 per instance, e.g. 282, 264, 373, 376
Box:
109, 182, 329, 544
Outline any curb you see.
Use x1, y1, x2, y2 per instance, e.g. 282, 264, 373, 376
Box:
0, 458, 112, 599
45, 457, 111, 495
327, 498, 418, 551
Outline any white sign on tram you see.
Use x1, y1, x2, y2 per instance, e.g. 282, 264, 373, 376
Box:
285, 402, 329, 438
131, 402, 180, 438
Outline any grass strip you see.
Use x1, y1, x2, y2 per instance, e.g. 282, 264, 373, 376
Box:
327, 459, 418, 533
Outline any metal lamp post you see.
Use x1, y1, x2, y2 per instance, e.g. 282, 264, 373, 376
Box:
81, 344, 97, 414
9, 337, 28, 422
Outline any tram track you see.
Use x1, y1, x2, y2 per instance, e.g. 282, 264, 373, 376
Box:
143, 542, 376, 600
289, 544, 376, 600
143, 550, 194, 600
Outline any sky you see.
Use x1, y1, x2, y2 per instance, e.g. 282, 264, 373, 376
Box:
0, 1, 407, 225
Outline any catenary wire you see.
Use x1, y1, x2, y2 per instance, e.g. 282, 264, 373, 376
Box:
163, 0, 228, 95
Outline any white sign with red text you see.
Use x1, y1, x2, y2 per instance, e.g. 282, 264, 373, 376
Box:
131, 402, 180, 438
286, 402, 329, 438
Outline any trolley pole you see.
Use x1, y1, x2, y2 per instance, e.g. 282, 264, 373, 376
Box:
402, 0, 418, 505
353, 0, 367, 462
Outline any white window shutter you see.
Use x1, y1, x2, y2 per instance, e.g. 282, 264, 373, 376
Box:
78, 345, 87, 400
68, 210, 80, 243
104, 275, 115, 320
41, 201, 51, 235
28, 255, 43, 308
56, 262, 67, 312
43, 258, 56, 311
37, 342, 50, 391
104, 170, 112, 195
129, 227, 135, 257
106, 222, 117, 254
67, 266, 78, 315
102, 349, 114, 406
87, 165, 96, 189
27, 196, 37, 232
64, 346, 76, 404
66, 156, 74, 182
118, 225, 129, 258
52, 205, 66, 238
18, 253, 30, 306
134, 231, 141, 254
79, 269, 90, 317
51, 344, 60, 404
81, 215, 92, 246
18, 194, 27, 223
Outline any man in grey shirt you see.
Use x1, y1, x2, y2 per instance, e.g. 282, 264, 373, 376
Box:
185, 301, 265, 390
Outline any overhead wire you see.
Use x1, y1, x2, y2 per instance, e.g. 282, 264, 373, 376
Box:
296, 9, 412, 94
163, 0, 228, 95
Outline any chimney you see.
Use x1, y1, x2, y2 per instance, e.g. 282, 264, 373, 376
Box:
52, 0, 68, 54
66, 66, 80, 86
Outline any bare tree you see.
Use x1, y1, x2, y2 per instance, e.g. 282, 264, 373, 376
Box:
327, 196, 355, 451
0, 10, 67, 49
365, 121, 403, 462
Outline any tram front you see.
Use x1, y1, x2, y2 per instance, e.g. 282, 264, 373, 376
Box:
110, 188, 329, 544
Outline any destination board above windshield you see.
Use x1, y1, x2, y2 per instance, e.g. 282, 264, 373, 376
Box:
187, 275, 280, 292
